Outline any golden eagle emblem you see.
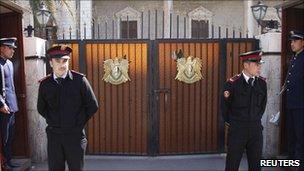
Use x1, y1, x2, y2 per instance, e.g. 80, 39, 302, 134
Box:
175, 56, 203, 84
103, 56, 130, 85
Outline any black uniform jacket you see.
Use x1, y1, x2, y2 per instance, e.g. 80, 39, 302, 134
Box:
37, 70, 98, 132
221, 73, 267, 124
285, 50, 304, 109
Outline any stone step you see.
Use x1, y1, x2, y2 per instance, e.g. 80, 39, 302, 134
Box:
10, 158, 31, 171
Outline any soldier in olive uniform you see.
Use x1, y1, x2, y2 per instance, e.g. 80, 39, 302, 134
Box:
37, 45, 98, 171
285, 31, 304, 170
221, 50, 267, 171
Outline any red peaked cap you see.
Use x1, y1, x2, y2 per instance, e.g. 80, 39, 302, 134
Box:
239, 50, 264, 63
46, 45, 72, 59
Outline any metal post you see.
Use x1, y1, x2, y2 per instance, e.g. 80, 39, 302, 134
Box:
127, 15, 129, 39
177, 15, 179, 39
155, 10, 158, 39
148, 10, 151, 39
141, 12, 144, 39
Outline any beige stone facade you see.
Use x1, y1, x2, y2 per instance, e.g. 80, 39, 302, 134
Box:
13, 0, 284, 39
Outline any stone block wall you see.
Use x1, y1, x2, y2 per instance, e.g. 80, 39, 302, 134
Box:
258, 32, 282, 158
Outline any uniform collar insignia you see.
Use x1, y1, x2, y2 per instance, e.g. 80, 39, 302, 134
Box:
67, 70, 73, 80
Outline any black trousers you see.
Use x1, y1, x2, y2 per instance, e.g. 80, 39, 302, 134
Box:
286, 108, 304, 170
46, 128, 87, 171
0, 113, 15, 164
225, 123, 263, 171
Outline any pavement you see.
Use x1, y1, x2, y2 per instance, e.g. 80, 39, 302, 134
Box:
29, 154, 284, 171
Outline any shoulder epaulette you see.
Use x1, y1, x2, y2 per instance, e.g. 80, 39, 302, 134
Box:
228, 74, 241, 83
258, 76, 266, 82
71, 70, 85, 77
38, 74, 51, 83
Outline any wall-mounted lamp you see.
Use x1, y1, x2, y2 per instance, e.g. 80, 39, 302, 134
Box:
251, 1, 281, 32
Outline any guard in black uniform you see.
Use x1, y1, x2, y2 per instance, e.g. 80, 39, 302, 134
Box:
285, 31, 304, 170
37, 45, 98, 171
221, 50, 267, 171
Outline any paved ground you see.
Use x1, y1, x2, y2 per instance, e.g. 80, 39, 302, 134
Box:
29, 154, 283, 171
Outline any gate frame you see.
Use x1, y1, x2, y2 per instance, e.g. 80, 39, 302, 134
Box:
54, 38, 259, 156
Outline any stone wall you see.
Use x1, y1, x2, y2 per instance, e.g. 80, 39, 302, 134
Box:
13, 0, 34, 37
80, 0, 92, 39
13, 0, 284, 40
53, 1, 78, 39
90, 0, 284, 39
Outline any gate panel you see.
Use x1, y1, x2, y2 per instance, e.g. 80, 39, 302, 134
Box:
158, 41, 220, 154
85, 42, 148, 155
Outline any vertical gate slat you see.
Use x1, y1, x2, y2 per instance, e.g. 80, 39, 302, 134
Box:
110, 44, 118, 153
158, 43, 165, 153
66, 43, 74, 69
188, 43, 196, 153
247, 42, 253, 51
206, 43, 213, 150
71, 44, 79, 71
135, 43, 143, 153
194, 43, 202, 152
104, 43, 112, 153
176, 43, 183, 153
98, 44, 106, 153
92, 44, 100, 153
170, 43, 178, 152
116, 43, 124, 153
182, 43, 190, 153
129, 43, 136, 153
122, 43, 130, 153
141, 43, 148, 154
164, 43, 171, 153
212, 42, 219, 151
200, 43, 207, 151
86, 44, 94, 153
232, 43, 240, 76
226, 43, 233, 79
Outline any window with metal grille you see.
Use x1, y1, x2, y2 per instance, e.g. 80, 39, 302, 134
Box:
120, 21, 137, 39
191, 20, 209, 38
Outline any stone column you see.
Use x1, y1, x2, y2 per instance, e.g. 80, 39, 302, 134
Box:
163, 0, 173, 38
23, 37, 48, 162
258, 32, 281, 158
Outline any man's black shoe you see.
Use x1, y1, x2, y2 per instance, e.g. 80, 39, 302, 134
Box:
7, 161, 20, 167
